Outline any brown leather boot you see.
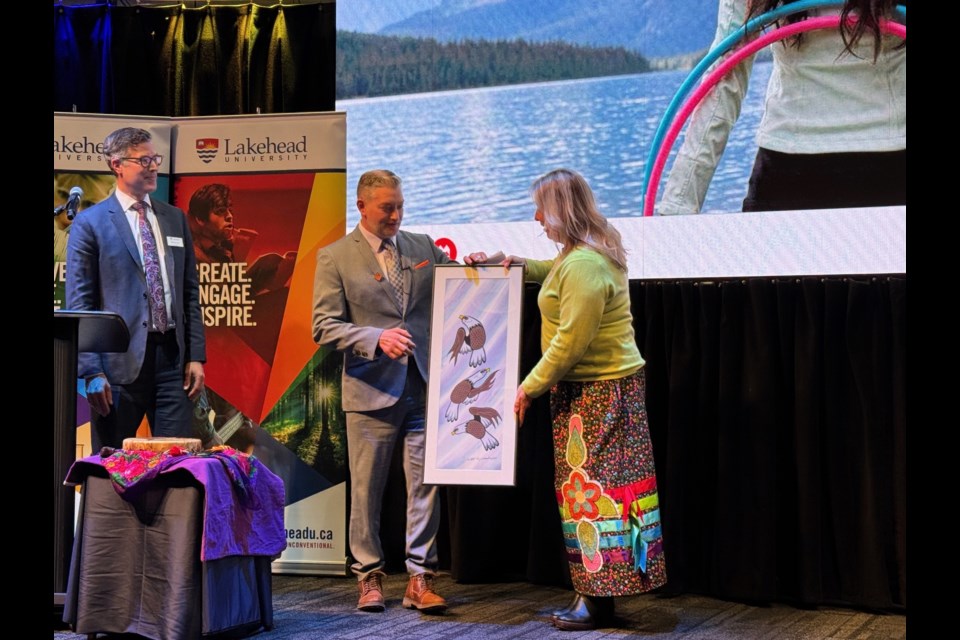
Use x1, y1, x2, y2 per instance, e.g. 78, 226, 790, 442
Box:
402, 573, 448, 613
357, 571, 386, 612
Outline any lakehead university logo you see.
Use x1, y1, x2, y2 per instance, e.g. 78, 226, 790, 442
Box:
193, 135, 308, 164
196, 138, 219, 163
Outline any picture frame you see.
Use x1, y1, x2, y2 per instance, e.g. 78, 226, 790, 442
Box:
424, 263, 524, 486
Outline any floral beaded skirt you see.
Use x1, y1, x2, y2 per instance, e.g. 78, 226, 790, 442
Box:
551, 368, 667, 596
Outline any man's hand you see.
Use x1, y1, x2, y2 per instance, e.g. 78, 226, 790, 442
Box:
379, 328, 416, 360
183, 361, 205, 400
85, 374, 113, 417
465, 252, 524, 270
514, 386, 532, 426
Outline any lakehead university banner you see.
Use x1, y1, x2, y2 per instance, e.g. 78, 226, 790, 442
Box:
54, 112, 349, 574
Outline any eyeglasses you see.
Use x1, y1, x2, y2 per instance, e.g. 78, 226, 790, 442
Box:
118, 155, 163, 169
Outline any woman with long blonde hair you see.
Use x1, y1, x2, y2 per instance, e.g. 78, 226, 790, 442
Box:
467, 168, 666, 630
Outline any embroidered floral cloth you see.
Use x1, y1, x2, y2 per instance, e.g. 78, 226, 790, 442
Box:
66, 447, 286, 562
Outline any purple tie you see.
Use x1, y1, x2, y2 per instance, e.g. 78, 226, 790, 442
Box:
132, 201, 169, 332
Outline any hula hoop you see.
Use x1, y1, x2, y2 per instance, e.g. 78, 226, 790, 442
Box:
643, 16, 906, 216
640, 2, 907, 206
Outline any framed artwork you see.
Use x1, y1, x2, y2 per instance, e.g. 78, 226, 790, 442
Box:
424, 263, 524, 486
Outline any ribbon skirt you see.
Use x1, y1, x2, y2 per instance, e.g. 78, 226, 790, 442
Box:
551, 368, 667, 596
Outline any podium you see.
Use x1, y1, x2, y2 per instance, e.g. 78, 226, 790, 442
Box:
53, 310, 128, 614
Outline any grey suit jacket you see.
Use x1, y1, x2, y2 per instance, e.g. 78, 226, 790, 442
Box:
66, 193, 206, 385
312, 226, 453, 412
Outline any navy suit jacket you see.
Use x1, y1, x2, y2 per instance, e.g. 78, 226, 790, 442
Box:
312, 226, 452, 412
66, 193, 206, 385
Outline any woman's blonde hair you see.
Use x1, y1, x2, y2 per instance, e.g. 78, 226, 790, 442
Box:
531, 168, 627, 272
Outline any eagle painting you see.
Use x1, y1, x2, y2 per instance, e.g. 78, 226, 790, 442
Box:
448, 314, 487, 367
445, 368, 498, 422
451, 407, 503, 452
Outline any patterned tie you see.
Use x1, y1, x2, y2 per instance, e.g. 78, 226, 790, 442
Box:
381, 239, 404, 308
132, 201, 169, 332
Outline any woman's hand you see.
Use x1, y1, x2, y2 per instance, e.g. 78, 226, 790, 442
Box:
514, 386, 532, 426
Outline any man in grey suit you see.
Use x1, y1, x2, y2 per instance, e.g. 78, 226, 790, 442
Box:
313, 170, 452, 613
66, 127, 206, 451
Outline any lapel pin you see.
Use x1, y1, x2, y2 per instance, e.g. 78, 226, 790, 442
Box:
414, 259, 430, 270
374, 272, 383, 281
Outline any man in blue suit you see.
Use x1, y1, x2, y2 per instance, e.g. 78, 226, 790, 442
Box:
313, 170, 452, 614
66, 127, 206, 451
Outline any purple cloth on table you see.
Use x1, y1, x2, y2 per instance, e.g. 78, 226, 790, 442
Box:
66, 454, 286, 562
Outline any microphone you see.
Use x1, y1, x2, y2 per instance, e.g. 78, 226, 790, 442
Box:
54, 186, 84, 220
65, 186, 83, 220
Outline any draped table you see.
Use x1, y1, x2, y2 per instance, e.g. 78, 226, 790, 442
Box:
62, 452, 286, 639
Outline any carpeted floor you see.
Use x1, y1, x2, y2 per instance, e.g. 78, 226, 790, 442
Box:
54, 572, 906, 639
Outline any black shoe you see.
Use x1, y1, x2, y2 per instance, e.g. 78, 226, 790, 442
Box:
553, 593, 615, 631
550, 593, 582, 622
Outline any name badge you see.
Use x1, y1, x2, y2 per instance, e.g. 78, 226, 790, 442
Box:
167, 236, 184, 247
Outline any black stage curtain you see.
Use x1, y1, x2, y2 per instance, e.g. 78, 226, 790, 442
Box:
53, 2, 335, 116
414, 276, 903, 611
